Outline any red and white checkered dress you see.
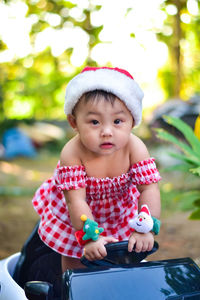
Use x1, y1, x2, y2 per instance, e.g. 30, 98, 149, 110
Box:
32, 157, 161, 258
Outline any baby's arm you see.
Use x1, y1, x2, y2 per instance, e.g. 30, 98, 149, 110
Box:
60, 139, 117, 260
63, 188, 117, 260
63, 188, 92, 229
128, 184, 160, 253
60, 138, 93, 229
128, 134, 161, 252
137, 182, 161, 218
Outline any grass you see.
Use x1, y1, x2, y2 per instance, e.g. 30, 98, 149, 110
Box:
0, 149, 59, 198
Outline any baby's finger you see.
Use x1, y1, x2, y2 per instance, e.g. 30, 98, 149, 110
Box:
83, 248, 90, 260
135, 240, 143, 253
96, 250, 105, 260
94, 251, 104, 260
98, 245, 107, 258
104, 236, 118, 244
85, 250, 101, 261
84, 253, 93, 261
147, 240, 154, 252
128, 236, 136, 252
141, 241, 149, 252
83, 248, 94, 260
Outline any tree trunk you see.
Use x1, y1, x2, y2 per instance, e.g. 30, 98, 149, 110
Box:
173, 0, 182, 97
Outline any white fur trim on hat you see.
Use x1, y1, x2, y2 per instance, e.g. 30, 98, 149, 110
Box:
64, 67, 144, 126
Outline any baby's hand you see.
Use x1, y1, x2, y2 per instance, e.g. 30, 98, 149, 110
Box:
128, 231, 154, 253
83, 236, 118, 261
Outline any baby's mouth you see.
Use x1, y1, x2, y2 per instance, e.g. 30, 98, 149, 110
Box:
100, 143, 114, 149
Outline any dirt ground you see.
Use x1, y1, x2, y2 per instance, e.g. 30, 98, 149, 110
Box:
0, 153, 200, 266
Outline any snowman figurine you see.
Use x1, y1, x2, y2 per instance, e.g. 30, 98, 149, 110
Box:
129, 204, 154, 234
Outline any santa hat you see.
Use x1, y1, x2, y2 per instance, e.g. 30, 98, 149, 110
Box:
64, 66, 144, 126
140, 204, 151, 216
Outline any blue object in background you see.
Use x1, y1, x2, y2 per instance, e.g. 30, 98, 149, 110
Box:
2, 127, 36, 159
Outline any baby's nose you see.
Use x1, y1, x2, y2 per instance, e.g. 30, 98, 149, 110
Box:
101, 126, 113, 136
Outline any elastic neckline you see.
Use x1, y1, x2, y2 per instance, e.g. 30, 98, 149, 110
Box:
57, 158, 155, 182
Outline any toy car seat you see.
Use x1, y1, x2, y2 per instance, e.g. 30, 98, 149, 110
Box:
13, 222, 62, 299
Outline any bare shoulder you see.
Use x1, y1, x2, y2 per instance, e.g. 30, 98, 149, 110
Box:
129, 133, 150, 164
60, 135, 82, 166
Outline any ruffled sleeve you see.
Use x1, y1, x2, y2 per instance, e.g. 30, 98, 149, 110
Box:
54, 165, 86, 191
130, 158, 161, 185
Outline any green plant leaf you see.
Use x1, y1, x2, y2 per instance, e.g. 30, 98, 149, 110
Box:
168, 152, 199, 166
155, 115, 200, 219
190, 166, 200, 176
163, 115, 200, 155
194, 198, 200, 207
155, 128, 200, 164
189, 208, 200, 220
161, 164, 191, 173
174, 190, 200, 211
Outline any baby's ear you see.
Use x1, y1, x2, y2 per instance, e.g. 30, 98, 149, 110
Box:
67, 114, 77, 130
132, 117, 135, 128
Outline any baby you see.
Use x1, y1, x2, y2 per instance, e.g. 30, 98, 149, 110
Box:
32, 66, 161, 272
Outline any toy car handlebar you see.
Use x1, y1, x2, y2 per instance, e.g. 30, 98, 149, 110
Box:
81, 240, 159, 268
105, 240, 158, 253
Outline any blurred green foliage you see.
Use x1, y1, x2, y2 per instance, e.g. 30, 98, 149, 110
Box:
157, 0, 200, 99
0, 0, 200, 121
0, 0, 103, 120
156, 116, 200, 219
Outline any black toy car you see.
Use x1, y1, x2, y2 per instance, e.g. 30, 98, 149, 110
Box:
0, 222, 200, 300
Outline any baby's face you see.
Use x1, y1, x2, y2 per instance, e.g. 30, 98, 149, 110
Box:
71, 96, 134, 156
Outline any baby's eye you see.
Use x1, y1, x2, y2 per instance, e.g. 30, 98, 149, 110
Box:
114, 119, 122, 124
91, 120, 99, 125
